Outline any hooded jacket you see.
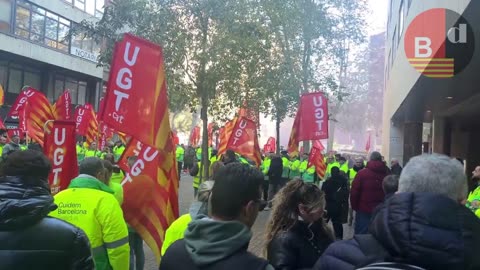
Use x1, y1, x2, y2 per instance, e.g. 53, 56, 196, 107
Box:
350, 160, 388, 213
315, 192, 480, 270
160, 217, 273, 270
0, 176, 94, 270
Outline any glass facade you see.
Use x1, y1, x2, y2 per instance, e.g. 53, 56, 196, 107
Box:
65, 0, 104, 19
0, 60, 42, 95
9, 0, 102, 62
14, 0, 71, 52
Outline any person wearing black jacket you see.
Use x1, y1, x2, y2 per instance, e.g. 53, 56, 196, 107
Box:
0, 150, 94, 270
322, 167, 349, 240
266, 155, 283, 209
265, 179, 334, 270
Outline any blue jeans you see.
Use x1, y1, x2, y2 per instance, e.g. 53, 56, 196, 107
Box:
354, 211, 372, 234
129, 231, 145, 270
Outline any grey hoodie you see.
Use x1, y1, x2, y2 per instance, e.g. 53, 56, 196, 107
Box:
184, 217, 274, 270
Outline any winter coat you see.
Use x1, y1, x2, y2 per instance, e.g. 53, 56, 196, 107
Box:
350, 160, 388, 214
267, 221, 333, 270
0, 176, 94, 270
314, 192, 480, 270
390, 163, 402, 176
268, 156, 283, 184
322, 174, 349, 223
160, 217, 273, 270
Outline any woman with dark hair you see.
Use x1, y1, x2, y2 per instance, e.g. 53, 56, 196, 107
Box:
265, 179, 334, 270
0, 150, 94, 269
321, 167, 349, 240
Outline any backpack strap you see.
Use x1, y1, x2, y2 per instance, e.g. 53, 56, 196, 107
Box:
354, 234, 389, 267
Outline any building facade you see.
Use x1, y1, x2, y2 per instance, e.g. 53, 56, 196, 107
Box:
383, 0, 480, 176
0, 0, 105, 109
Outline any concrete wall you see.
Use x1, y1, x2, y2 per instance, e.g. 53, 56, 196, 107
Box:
29, 0, 100, 25
382, 0, 471, 161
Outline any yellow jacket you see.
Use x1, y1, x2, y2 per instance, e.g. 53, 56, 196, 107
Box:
161, 213, 192, 256
50, 175, 130, 270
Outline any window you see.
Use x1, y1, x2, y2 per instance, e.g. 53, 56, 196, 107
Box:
0, 0, 13, 33
24, 71, 41, 89
14, 0, 70, 52
70, 29, 101, 62
66, 0, 104, 18
1, 61, 42, 94
53, 75, 88, 105
8, 69, 22, 94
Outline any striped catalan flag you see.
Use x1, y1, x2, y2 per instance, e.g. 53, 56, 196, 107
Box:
21, 88, 55, 146
287, 109, 300, 157
408, 58, 454, 78
308, 146, 327, 179
218, 117, 237, 155
85, 105, 99, 146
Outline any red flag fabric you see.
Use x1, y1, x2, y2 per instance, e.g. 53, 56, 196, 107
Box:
313, 140, 325, 151
43, 121, 78, 195
74, 104, 98, 145
263, 137, 276, 153
365, 133, 371, 152
0, 118, 6, 130
225, 117, 262, 166
100, 33, 170, 149
218, 118, 237, 155
85, 105, 99, 145
22, 89, 55, 146
297, 92, 329, 141
207, 123, 214, 147
172, 131, 179, 145
189, 126, 200, 147
7, 86, 41, 117
308, 146, 327, 179
287, 110, 300, 157
98, 122, 113, 151
120, 137, 179, 262
53, 90, 72, 120
117, 139, 143, 172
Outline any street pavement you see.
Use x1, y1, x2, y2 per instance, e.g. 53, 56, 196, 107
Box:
143, 174, 353, 269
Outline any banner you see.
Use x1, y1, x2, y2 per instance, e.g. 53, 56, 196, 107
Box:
307, 146, 327, 179
117, 139, 142, 172
74, 104, 98, 145
7, 87, 42, 117
189, 126, 200, 147
218, 118, 237, 155
120, 137, 179, 262
287, 109, 300, 157
22, 88, 55, 146
53, 90, 72, 120
225, 117, 261, 166
297, 92, 329, 141
43, 121, 78, 195
207, 123, 214, 147
263, 137, 276, 153
365, 133, 371, 153
98, 122, 113, 151
101, 33, 170, 149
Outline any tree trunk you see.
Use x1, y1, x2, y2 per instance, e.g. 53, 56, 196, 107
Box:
200, 95, 209, 182
276, 114, 281, 155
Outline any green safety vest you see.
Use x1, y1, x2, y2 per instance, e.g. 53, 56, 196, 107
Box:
326, 162, 340, 178
176, 146, 185, 162
289, 159, 301, 179
261, 158, 271, 175
281, 157, 290, 178
113, 145, 125, 162
50, 176, 129, 270
193, 162, 205, 188
299, 160, 315, 183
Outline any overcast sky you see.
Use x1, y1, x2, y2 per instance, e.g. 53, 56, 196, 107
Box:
368, 0, 388, 35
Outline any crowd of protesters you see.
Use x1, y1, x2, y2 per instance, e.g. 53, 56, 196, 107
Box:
1, 134, 480, 270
